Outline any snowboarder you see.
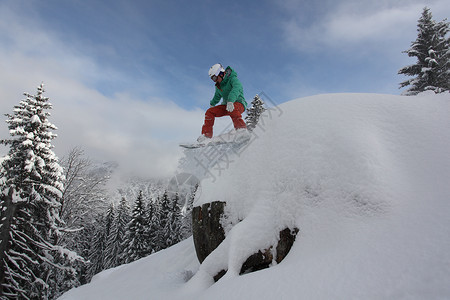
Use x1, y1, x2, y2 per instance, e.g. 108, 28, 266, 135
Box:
197, 63, 248, 143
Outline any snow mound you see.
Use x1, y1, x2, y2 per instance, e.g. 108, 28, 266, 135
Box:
60, 92, 450, 300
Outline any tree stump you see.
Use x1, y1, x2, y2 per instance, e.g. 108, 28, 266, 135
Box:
192, 201, 226, 263
192, 201, 299, 281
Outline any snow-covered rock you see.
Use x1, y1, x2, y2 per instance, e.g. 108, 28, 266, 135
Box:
60, 92, 450, 300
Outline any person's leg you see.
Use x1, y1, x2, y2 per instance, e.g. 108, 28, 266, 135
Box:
201, 105, 228, 138
228, 102, 247, 129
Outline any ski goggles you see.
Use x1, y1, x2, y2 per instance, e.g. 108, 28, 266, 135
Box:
211, 72, 224, 82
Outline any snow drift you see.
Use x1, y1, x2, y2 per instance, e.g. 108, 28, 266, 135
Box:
60, 92, 450, 300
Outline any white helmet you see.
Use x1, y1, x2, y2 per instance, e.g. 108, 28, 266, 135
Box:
208, 63, 225, 78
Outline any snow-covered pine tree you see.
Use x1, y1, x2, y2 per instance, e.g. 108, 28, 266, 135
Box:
155, 192, 168, 251
180, 184, 198, 239
0, 84, 82, 299
155, 191, 182, 250
165, 193, 183, 247
245, 94, 266, 131
433, 18, 450, 91
121, 191, 151, 264
87, 202, 115, 280
145, 196, 160, 253
85, 214, 107, 279
104, 197, 129, 269
399, 7, 450, 94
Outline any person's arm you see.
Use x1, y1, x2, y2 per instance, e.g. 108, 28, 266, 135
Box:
210, 88, 222, 106
227, 76, 243, 103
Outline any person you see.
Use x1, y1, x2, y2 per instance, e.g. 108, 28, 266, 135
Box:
198, 63, 248, 143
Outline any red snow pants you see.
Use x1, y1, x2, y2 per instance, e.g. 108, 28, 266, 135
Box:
201, 102, 247, 138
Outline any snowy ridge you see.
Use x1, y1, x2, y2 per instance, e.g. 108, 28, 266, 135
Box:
60, 92, 450, 300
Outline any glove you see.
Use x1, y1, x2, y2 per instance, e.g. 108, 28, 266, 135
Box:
226, 102, 235, 112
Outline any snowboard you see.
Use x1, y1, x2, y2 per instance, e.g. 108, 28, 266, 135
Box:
180, 140, 228, 149
180, 130, 251, 149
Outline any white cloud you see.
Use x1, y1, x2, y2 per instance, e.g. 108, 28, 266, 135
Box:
0, 3, 204, 179
282, 0, 450, 53
326, 6, 420, 42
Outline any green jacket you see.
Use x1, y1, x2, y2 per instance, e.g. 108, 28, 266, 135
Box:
210, 66, 247, 110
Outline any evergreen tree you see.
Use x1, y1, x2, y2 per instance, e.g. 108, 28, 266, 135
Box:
104, 197, 129, 269
433, 18, 450, 91
155, 192, 171, 250
399, 7, 450, 94
0, 84, 81, 299
156, 192, 183, 250
155, 191, 183, 250
180, 184, 198, 239
145, 196, 160, 253
121, 191, 151, 263
245, 94, 266, 131
87, 202, 114, 280
167, 193, 183, 247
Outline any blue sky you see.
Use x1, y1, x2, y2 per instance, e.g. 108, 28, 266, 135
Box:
0, 0, 449, 178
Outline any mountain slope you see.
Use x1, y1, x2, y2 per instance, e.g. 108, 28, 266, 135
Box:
60, 92, 450, 300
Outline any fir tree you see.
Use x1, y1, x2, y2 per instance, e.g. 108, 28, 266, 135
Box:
399, 7, 450, 94
156, 192, 183, 250
145, 196, 160, 253
180, 184, 198, 239
121, 191, 151, 263
155, 192, 171, 250
165, 193, 183, 247
433, 18, 450, 91
155, 191, 183, 250
104, 197, 129, 269
0, 84, 82, 299
87, 203, 114, 280
245, 94, 266, 131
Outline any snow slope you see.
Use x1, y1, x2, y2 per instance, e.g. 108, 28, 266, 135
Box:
60, 92, 450, 300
